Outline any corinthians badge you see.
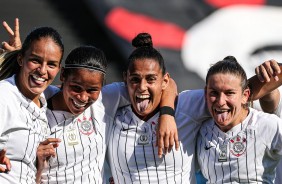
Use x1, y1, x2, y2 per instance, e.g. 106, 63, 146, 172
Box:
229, 133, 247, 157
77, 116, 95, 136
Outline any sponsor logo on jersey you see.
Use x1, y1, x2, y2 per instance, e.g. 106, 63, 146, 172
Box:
77, 116, 95, 135
229, 134, 247, 157
205, 145, 214, 150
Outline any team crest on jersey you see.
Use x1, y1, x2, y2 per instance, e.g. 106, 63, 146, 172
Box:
229, 133, 247, 157
77, 116, 95, 135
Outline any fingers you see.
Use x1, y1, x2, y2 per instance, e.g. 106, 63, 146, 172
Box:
1, 42, 14, 51
0, 166, 8, 173
38, 138, 61, 160
157, 132, 164, 158
2, 18, 22, 51
255, 59, 280, 82
174, 132, 180, 151
0, 149, 11, 172
2, 21, 14, 37
40, 138, 61, 146
163, 132, 170, 155
0, 148, 6, 158
37, 144, 56, 159
13, 18, 20, 41
1, 156, 11, 172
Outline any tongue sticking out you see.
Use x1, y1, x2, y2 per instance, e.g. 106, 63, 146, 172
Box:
215, 111, 228, 123
136, 99, 150, 112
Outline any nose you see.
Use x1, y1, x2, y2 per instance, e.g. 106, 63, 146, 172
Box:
217, 93, 226, 106
77, 91, 89, 103
139, 79, 148, 91
38, 63, 47, 75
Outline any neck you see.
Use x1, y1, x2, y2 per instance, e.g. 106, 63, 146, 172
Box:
51, 91, 70, 112
132, 105, 159, 122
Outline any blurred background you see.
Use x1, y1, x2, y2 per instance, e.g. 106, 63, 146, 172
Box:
1, 0, 282, 92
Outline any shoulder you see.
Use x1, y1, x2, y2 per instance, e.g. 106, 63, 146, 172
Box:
102, 82, 125, 93
0, 77, 19, 101
176, 89, 210, 120
44, 85, 60, 99
177, 89, 205, 107
249, 108, 282, 129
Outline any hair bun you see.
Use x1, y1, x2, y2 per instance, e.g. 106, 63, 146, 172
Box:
132, 32, 153, 48
223, 55, 237, 63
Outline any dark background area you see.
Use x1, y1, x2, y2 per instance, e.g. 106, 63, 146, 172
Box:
0, 0, 125, 85
0, 0, 207, 91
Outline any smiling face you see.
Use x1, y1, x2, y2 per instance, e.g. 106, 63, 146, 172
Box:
17, 37, 62, 102
205, 73, 250, 132
125, 58, 169, 120
61, 68, 104, 115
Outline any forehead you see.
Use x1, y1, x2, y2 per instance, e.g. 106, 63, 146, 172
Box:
207, 73, 242, 89
128, 58, 161, 74
65, 68, 104, 84
26, 38, 62, 58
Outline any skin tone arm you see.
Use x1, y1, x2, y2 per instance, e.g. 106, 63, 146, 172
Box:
250, 59, 282, 113
157, 78, 179, 157
36, 138, 60, 184
248, 59, 282, 103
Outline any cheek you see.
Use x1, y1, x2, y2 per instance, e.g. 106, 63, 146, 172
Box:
127, 86, 135, 96
89, 93, 100, 102
207, 96, 216, 104
48, 68, 60, 78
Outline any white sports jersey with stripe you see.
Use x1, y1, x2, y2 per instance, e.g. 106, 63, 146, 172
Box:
0, 76, 49, 184
197, 108, 282, 183
108, 89, 211, 184
40, 82, 129, 184
270, 86, 282, 184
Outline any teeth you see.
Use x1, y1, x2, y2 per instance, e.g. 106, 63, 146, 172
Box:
73, 100, 86, 108
215, 108, 229, 113
32, 75, 46, 82
136, 94, 150, 99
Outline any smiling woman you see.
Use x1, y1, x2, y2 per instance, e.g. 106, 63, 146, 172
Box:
197, 56, 282, 183
0, 26, 64, 183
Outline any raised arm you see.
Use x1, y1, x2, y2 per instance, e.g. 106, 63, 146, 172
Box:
157, 77, 179, 158
1, 18, 22, 51
248, 59, 282, 102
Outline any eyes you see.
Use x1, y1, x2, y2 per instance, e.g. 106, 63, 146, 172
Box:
29, 57, 60, 69
129, 75, 157, 84
208, 90, 236, 97
69, 85, 100, 94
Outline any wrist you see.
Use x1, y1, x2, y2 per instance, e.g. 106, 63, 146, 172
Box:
159, 106, 175, 117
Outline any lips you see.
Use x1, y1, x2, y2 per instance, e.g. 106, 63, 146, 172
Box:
31, 74, 47, 85
136, 94, 150, 112
214, 108, 230, 123
72, 99, 87, 108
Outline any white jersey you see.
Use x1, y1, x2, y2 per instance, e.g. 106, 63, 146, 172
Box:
0, 76, 49, 184
41, 82, 129, 184
197, 108, 282, 183
108, 89, 211, 184
270, 86, 282, 184
252, 86, 282, 184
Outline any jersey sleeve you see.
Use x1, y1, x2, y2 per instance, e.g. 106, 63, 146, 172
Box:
273, 86, 282, 118
44, 85, 60, 100
100, 82, 130, 117
258, 111, 282, 159
176, 89, 211, 124
0, 92, 14, 150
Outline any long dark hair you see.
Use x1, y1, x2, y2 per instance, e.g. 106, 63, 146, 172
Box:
0, 26, 64, 80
